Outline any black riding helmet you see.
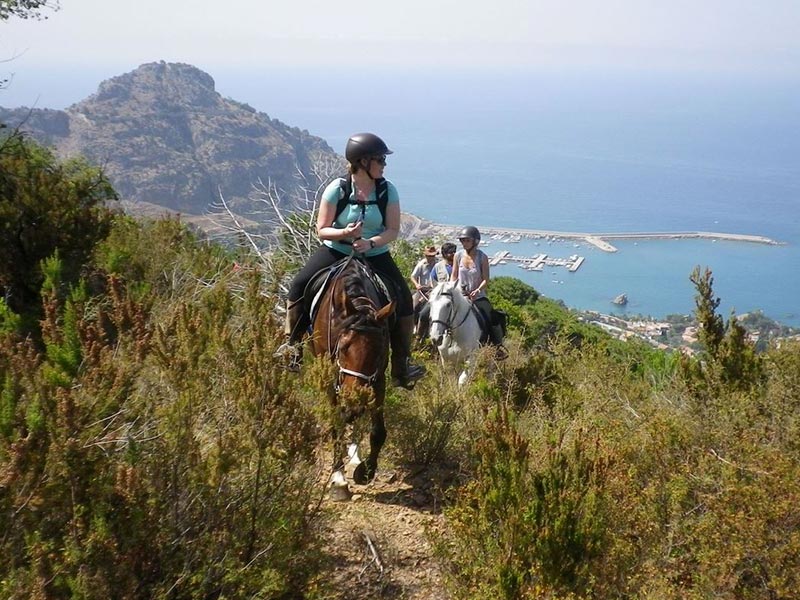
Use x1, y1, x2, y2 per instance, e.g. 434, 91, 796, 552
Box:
458, 226, 481, 243
345, 133, 393, 163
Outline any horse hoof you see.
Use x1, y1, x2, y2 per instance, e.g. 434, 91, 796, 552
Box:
330, 481, 352, 502
352, 461, 376, 485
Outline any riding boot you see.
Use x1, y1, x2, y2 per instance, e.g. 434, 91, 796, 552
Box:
391, 315, 427, 389
490, 324, 504, 346
274, 299, 305, 371
489, 319, 509, 360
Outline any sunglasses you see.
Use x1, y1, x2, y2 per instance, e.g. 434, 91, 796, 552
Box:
371, 155, 387, 166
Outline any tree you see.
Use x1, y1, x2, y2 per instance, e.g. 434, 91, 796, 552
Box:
0, 133, 116, 324
688, 265, 762, 391
690, 266, 724, 356
1, 0, 59, 89
210, 151, 343, 292
0, 0, 58, 21
490, 276, 539, 307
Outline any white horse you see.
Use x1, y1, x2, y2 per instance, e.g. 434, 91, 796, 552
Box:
427, 281, 482, 386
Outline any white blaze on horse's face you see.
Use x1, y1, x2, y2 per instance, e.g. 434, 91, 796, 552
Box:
427, 282, 482, 386
428, 282, 456, 346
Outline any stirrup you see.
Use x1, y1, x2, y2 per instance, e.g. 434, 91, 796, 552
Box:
274, 342, 302, 372
494, 345, 509, 361
392, 362, 426, 389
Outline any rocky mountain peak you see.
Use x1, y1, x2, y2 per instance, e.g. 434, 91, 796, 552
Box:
1, 62, 341, 215
82, 62, 220, 114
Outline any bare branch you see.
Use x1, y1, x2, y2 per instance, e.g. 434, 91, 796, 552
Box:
359, 529, 385, 578
203, 152, 344, 298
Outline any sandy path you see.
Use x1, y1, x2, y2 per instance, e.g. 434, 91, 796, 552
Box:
315, 465, 455, 599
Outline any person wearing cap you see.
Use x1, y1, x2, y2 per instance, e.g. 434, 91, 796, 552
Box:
416, 242, 457, 342
410, 245, 438, 327
276, 132, 426, 388
452, 226, 504, 345
410, 245, 438, 338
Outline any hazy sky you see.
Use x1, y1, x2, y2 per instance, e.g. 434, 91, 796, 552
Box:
3, 0, 799, 73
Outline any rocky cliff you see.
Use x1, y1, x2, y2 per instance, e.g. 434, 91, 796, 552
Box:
0, 62, 341, 214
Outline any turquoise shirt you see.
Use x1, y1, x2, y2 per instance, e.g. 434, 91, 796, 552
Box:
321, 177, 399, 257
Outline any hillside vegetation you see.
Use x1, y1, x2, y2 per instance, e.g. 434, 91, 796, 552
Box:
2, 134, 799, 599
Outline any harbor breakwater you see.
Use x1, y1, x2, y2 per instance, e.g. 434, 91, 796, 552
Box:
434, 225, 783, 253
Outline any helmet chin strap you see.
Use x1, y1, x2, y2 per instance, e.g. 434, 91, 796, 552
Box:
359, 158, 376, 180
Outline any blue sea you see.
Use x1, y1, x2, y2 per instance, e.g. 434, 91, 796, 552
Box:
221, 68, 799, 325
8, 66, 800, 325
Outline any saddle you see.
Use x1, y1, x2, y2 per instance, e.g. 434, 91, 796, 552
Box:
303, 258, 396, 329
471, 304, 507, 345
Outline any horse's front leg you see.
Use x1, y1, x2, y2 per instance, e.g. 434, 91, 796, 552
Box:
329, 405, 352, 501
353, 383, 386, 485
458, 362, 470, 387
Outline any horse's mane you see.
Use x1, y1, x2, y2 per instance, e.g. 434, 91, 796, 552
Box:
338, 261, 380, 327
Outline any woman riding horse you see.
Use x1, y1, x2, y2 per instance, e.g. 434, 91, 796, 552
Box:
276, 133, 425, 389
451, 225, 504, 345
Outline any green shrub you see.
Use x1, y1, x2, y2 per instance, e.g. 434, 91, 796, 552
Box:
0, 218, 326, 599
0, 134, 115, 323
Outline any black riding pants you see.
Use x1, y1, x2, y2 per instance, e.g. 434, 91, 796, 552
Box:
473, 296, 494, 328
288, 245, 414, 318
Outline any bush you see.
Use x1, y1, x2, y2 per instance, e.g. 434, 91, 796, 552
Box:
0, 219, 326, 599
0, 133, 116, 324
435, 335, 800, 599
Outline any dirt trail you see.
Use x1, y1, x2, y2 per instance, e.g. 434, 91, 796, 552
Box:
316, 465, 456, 599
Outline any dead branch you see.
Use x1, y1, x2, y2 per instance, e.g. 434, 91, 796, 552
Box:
359, 529, 385, 578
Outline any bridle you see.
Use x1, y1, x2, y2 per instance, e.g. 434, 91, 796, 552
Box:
325, 256, 389, 392
430, 289, 471, 336
332, 321, 387, 391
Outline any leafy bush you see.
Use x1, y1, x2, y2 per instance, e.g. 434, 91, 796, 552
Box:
434, 330, 800, 599
0, 133, 116, 324
0, 219, 326, 599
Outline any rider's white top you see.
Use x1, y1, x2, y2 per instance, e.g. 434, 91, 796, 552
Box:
454, 249, 488, 300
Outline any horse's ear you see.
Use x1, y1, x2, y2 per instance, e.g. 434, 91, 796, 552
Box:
376, 301, 395, 322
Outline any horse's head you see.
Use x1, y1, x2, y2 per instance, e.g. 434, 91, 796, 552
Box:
324, 261, 394, 416
428, 281, 460, 346
335, 299, 394, 392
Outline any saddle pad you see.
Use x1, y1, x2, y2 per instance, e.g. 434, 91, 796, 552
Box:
304, 258, 393, 326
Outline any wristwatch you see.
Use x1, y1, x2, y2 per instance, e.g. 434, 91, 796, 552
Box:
369, 239, 376, 249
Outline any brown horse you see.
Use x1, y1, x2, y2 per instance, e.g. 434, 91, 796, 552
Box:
311, 257, 394, 492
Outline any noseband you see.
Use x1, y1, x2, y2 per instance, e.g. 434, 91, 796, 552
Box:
430, 290, 471, 335
333, 322, 387, 391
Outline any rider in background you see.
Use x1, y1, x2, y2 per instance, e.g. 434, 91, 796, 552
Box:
432, 242, 457, 284
277, 133, 426, 388
410, 245, 437, 334
416, 242, 456, 342
451, 226, 503, 345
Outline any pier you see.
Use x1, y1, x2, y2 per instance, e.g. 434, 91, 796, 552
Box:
438, 225, 782, 253
491, 251, 585, 273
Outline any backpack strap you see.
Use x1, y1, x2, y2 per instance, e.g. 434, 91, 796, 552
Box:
333, 176, 389, 226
